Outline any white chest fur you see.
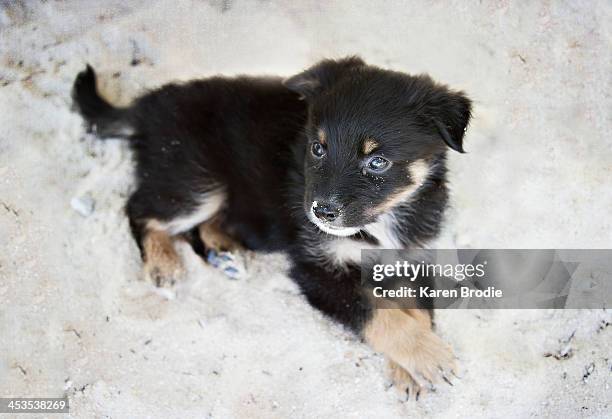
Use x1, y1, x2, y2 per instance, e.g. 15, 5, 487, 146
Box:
322, 212, 403, 267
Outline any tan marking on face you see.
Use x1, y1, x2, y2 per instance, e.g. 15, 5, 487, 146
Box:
407, 159, 430, 184
143, 221, 184, 287
362, 138, 379, 155
363, 307, 456, 398
317, 128, 326, 145
366, 159, 430, 216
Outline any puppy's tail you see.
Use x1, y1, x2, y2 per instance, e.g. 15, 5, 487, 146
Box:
72, 65, 134, 138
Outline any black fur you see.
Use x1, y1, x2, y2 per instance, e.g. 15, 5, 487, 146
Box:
72, 57, 471, 335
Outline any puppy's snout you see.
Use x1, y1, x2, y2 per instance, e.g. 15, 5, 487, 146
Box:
312, 201, 341, 222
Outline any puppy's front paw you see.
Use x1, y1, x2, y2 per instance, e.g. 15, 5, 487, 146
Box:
364, 309, 456, 400
387, 359, 421, 399
386, 330, 456, 399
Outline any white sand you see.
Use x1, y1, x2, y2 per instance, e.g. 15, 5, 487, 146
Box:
1, 1, 610, 417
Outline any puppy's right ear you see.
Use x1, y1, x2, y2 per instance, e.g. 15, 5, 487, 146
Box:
429, 91, 472, 153
283, 56, 365, 100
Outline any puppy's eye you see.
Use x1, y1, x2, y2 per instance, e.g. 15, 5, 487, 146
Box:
366, 156, 391, 173
311, 141, 326, 158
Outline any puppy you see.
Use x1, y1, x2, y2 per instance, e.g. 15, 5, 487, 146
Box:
72, 57, 471, 398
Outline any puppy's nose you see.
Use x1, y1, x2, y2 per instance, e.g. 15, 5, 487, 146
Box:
313, 202, 341, 222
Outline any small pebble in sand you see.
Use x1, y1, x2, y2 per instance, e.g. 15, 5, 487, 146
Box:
70, 194, 95, 217
582, 362, 595, 382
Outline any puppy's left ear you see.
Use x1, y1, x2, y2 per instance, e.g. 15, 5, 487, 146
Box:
283, 56, 365, 100
429, 91, 472, 153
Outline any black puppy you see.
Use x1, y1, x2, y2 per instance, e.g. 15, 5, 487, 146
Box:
72, 57, 471, 397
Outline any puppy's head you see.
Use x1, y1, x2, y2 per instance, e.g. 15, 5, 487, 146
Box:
284, 57, 472, 236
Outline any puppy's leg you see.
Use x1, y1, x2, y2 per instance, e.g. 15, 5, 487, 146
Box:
199, 216, 246, 279
364, 308, 456, 399
127, 186, 226, 287
198, 216, 242, 252
289, 259, 455, 398
141, 226, 184, 287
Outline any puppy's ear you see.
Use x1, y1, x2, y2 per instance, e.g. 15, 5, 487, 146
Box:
283, 56, 365, 99
428, 91, 472, 153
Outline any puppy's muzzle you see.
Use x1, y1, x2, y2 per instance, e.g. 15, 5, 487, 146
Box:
312, 201, 341, 223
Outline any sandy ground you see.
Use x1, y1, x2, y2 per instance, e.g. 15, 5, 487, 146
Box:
1, 1, 611, 418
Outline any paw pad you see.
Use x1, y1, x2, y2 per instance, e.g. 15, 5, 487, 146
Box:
207, 249, 246, 279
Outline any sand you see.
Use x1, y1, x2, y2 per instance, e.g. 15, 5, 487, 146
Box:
1, 1, 610, 417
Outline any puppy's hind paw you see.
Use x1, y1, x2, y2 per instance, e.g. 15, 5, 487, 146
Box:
142, 230, 185, 288
206, 249, 246, 280
144, 260, 184, 288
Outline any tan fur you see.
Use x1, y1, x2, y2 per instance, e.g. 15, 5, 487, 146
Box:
145, 188, 226, 235
317, 128, 327, 145
145, 219, 166, 232
199, 217, 242, 252
366, 159, 430, 216
362, 138, 379, 154
142, 225, 184, 287
368, 185, 420, 216
364, 308, 456, 398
